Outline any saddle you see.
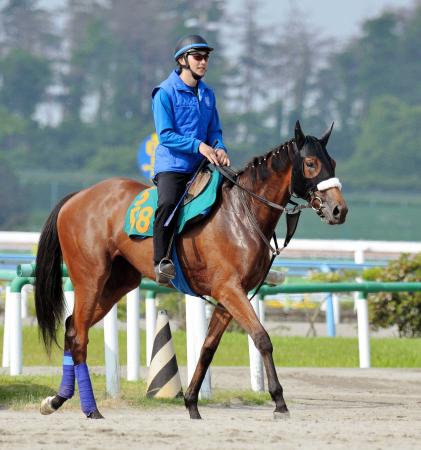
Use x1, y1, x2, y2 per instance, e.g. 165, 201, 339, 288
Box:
183, 168, 212, 205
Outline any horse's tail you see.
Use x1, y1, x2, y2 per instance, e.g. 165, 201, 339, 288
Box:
35, 192, 77, 354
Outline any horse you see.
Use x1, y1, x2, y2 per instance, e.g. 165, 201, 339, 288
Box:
35, 120, 347, 419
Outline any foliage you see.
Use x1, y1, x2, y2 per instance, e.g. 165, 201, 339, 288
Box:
3, 326, 421, 369
364, 253, 421, 337
343, 95, 421, 190
0, 156, 27, 228
0, 48, 51, 118
309, 270, 357, 283
0, 0, 421, 230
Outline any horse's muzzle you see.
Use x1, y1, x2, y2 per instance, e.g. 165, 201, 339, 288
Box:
315, 189, 348, 225
323, 200, 348, 224
331, 202, 348, 224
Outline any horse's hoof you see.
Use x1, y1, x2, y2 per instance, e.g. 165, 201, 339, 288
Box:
87, 409, 104, 419
273, 410, 290, 420
186, 407, 202, 419
40, 396, 57, 415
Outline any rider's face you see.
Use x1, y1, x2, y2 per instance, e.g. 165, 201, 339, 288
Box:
186, 51, 209, 76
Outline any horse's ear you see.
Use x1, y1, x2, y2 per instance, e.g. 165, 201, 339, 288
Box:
320, 122, 334, 147
295, 120, 306, 150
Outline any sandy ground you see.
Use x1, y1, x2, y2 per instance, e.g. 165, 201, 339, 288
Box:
1, 366, 421, 450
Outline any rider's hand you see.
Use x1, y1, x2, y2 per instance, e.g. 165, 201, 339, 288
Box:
199, 142, 220, 166
215, 149, 230, 167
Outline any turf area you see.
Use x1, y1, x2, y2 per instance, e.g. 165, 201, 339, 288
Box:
0, 373, 271, 410
1, 326, 421, 368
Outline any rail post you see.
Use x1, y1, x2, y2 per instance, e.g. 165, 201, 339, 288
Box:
185, 294, 211, 398
104, 304, 120, 397
354, 248, 370, 367
333, 293, 341, 326
9, 277, 34, 375
248, 295, 265, 392
21, 284, 29, 319
2, 286, 11, 368
126, 288, 140, 381
354, 247, 365, 308
356, 292, 371, 368
145, 290, 156, 367
321, 264, 336, 337
63, 278, 74, 318
325, 294, 336, 337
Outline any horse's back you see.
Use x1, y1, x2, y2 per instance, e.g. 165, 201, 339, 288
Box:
57, 177, 149, 246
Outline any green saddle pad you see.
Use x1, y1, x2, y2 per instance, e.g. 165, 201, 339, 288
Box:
124, 169, 222, 237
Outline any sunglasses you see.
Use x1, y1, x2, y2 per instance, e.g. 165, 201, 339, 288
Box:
188, 52, 209, 62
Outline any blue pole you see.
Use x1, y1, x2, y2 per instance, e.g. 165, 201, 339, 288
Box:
320, 264, 335, 337
325, 294, 336, 337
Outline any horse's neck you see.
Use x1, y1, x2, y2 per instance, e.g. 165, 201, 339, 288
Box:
237, 161, 292, 236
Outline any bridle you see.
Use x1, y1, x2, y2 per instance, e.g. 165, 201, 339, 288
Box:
213, 158, 342, 301
214, 154, 342, 254
302, 176, 343, 219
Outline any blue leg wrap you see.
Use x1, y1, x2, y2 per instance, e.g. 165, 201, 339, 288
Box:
58, 351, 75, 399
75, 363, 98, 416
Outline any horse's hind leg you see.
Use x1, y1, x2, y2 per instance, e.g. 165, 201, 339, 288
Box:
40, 315, 77, 415
41, 258, 140, 419
184, 306, 232, 419
41, 257, 141, 418
40, 286, 105, 418
215, 284, 289, 418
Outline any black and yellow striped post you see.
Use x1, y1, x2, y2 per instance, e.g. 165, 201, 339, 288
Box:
146, 310, 183, 398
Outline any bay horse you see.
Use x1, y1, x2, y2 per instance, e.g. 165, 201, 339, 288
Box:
35, 121, 347, 419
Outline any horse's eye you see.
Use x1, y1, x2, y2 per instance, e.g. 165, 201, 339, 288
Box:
306, 161, 315, 169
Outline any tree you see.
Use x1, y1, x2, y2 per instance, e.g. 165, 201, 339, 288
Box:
399, 2, 421, 105
224, 0, 272, 146
357, 13, 402, 113
0, 156, 27, 229
267, 4, 332, 137
344, 95, 421, 190
0, 48, 51, 118
0, 0, 58, 56
312, 3, 421, 163
60, 0, 109, 121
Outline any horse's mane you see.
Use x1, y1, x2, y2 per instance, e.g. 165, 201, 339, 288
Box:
236, 139, 294, 184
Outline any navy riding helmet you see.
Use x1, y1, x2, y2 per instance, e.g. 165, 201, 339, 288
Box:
174, 35, 214, 60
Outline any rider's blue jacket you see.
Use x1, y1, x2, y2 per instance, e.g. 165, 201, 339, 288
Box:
152, 70, 226, 175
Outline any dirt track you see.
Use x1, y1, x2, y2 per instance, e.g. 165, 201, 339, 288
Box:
1, 367, 421, 449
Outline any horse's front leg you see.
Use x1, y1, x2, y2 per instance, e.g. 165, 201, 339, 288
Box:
215, 284, 289, 418
184, 305, 232, 419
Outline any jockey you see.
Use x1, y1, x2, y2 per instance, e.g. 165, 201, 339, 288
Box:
152, 34, 230, 285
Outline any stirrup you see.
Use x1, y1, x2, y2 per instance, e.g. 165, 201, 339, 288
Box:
155, 258, 176, 284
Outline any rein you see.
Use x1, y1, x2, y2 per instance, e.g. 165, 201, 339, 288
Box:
214, 165, 312, 256
210, 162, 341, 303
213, 165, 313, 302
215, 165, 312, 215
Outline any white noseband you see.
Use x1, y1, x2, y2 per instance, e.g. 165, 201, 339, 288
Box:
316, 177, 342, 191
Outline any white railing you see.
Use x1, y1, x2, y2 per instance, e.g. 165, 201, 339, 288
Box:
2, 233, 421, 397
2, 231, 421, 256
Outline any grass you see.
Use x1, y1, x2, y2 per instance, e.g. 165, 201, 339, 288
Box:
0, 373, 272, 410
1, 325, 421, 410
1, 326, 421, 368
